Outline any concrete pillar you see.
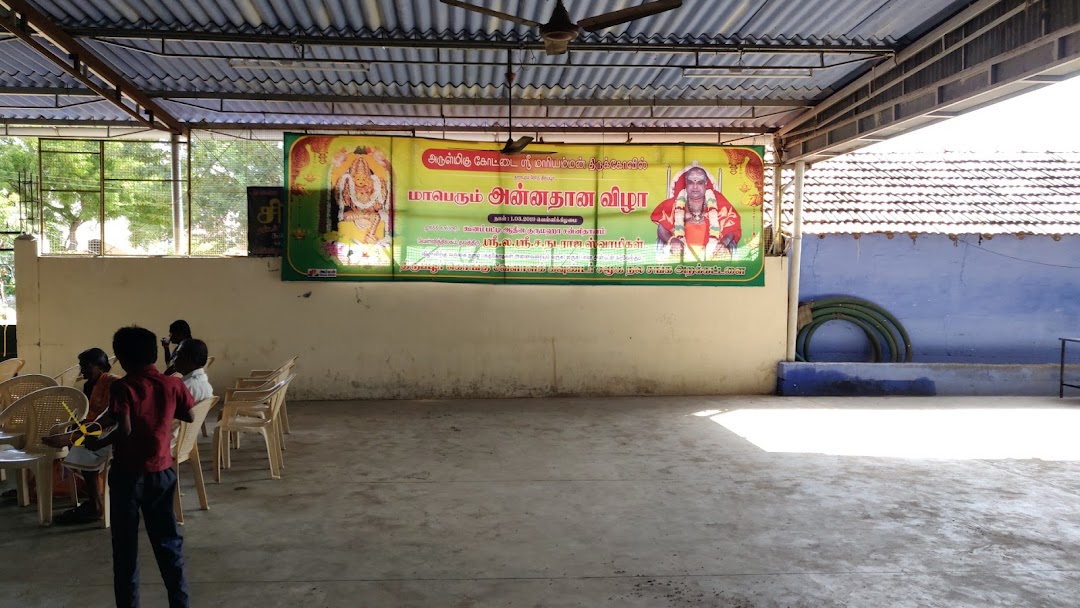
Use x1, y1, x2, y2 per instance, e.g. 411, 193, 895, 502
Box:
171, 133, 182, 255
784, 161, 805, 362
14, 234, 41, 373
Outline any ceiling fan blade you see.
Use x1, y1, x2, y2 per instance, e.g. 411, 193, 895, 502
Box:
578, 0, 683, 32
439, 0, 542, 28
501, 136, 534, 155
543, 38, 570, 55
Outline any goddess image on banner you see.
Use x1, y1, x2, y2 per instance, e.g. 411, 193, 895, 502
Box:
288, 136, 393, 274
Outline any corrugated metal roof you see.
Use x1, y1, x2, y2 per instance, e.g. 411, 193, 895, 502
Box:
34, 0, 923, 40
782, 152, 1080, 235
0, 0, 972, 130
0, 39, 83, 88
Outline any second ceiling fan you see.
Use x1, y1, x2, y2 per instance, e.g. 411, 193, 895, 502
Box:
440, 0, 684, 55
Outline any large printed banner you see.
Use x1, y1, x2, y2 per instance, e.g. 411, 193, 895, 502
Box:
283, 134, 765, 285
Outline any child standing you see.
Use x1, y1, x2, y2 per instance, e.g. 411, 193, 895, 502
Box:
90, 326, 195, 608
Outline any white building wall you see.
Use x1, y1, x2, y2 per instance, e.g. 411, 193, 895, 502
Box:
16, 238, 787, 399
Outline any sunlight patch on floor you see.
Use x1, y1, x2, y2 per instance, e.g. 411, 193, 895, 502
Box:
702, 408, 1080, 460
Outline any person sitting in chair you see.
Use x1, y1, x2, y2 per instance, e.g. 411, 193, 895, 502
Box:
45, 348, 119, 524
173, 339, 213, 402
161, 320, 192, 376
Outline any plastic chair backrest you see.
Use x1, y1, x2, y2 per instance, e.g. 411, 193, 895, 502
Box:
228, 374, 294, 415
0, 374, 59, 415
271, 374, 296, 414
175, 396, 218, 464
259, 364, 292, 385
53, 363, 82, 387
235, 356, 296, 389
282, 355, 299, 374
108, 356, 127, 379
204, 356, 215, 371
0, 358, 25, 382
264, 374, 296, 419
21, 386, 89, 453
257, 356, 299, 379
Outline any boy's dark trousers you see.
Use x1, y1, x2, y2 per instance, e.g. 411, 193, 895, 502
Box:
109, 467, 189, 608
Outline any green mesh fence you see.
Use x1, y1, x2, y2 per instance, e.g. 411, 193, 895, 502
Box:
39, 139, 102, 254
34, 136, 286, 256
103, 141, 177, 255
189, 134, 284, 256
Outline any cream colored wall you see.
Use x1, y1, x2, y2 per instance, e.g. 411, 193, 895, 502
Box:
16, 239, 788, 399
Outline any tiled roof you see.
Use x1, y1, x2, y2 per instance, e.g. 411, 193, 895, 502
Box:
784, 152, 1080, 236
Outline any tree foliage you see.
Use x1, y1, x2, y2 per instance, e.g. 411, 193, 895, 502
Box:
191, 138, 284, 254
0, 136, 284, 255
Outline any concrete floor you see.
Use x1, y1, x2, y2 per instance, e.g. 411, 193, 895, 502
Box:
2, 395, 1080, 607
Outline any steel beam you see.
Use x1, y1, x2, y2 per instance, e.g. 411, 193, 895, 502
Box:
779, 0, 1080, 163
151, 91, 812, 108
91, 38, 883, 69
0, 86, 812, 109
0, 0, 187, 136
0, 85, 94, 96
0, 117, 775, 135
67, 26, 895, 57
190, 124, 777, 135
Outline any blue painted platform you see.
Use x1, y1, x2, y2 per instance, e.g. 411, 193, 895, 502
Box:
777, 362, 1080, 397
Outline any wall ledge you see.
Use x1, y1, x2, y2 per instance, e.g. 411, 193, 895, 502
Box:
777, 361, 1080, 397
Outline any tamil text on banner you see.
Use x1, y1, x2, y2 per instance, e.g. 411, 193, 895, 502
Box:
283, 134, 765, 285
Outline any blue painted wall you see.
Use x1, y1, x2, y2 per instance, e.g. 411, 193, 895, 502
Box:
798, 234, 1080, 364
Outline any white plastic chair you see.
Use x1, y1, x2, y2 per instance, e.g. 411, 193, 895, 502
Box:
0, 358, 25, 382
214, 375, 294, 482
53, 363, 82, 387
0, 375, 60, 448
237, 355, 299, 435
0, 386, 88, 525
174, 396, 217, 524
225, 361, 296, 450
64, 445, 113, 529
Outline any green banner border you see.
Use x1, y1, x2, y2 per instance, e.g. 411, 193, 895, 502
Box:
282, 134, 765, 286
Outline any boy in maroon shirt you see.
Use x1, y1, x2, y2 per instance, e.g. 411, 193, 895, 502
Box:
86, 326, 195, 608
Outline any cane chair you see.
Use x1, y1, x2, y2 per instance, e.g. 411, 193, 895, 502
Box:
0, 358, 25, 382
0, 375, 60, 448
174, 396, 218, 524
214, 375, 294, 482
0, 387, 88, 525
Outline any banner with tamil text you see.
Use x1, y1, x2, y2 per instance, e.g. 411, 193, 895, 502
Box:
283, 134, 764, 285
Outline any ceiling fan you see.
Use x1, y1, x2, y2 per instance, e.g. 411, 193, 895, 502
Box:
440, 0, 684, 55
